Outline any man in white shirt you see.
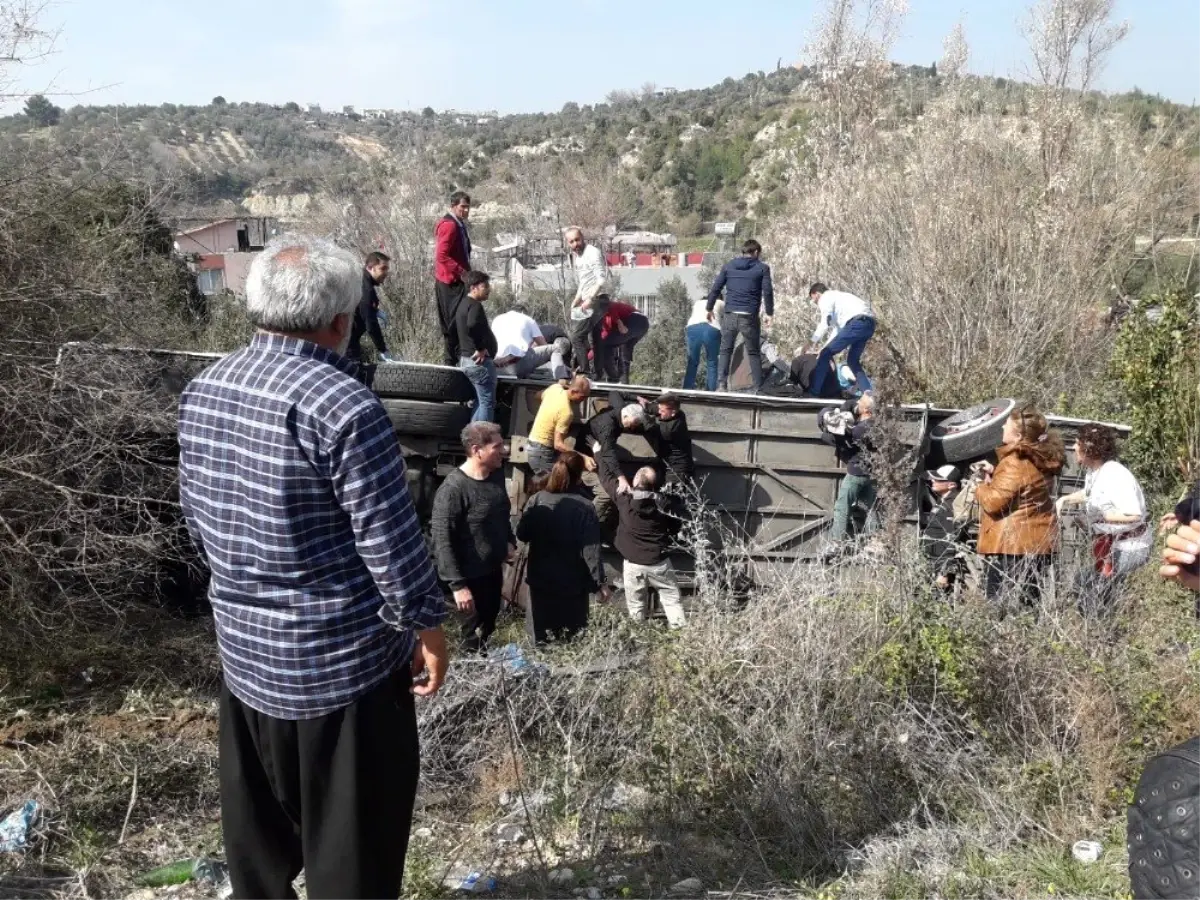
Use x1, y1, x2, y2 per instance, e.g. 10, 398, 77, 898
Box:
491, 307, 570, 380
566, 227, 610, 376
807, 282, 876, 397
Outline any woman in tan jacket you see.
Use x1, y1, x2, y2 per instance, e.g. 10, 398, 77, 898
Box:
975, 406, 1065, 606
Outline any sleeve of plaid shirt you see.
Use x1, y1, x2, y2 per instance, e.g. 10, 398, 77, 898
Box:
330, 398, 447, 634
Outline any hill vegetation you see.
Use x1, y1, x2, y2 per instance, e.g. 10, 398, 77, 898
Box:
3, 64, 1195, 229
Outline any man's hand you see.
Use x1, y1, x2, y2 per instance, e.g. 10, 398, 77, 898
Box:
763, 315, 773, 330
1160, 510, 1180, 534
506, 543, 518, 564
582, 455, 597, 472
617, 475, 632, 495
472, 349, 488, 364
636, 396, 651, 407
598, 585, 613, 604
616, 320, 629, 335
412, 627, 449, 697
452, 586, 474, 612
706, 311, 715, 325
1161, 520, 1200, 592
1055, 496, 1071, 516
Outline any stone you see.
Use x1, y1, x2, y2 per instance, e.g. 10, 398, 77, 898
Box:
414, 827, 433, 840
669, 877, 704, 896
495, 823, 526, 844
607, 874, 627, 886
549, 867, 576, 886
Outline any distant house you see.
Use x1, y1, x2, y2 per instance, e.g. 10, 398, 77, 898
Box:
363, 108, 390, 120
173, 217, 280, 296
307, 102, 322, 114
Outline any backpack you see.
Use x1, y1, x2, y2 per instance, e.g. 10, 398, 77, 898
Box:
1128, 736, 1199, 899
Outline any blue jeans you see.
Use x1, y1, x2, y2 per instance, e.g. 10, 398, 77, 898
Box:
810, 316, 876, 398
684, 322, 721, 391
459, 357, 497, 422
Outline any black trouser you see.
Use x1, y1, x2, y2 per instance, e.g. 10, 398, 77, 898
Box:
219, 670, 419, 900
569, 308, 605, 376
461, 568, 504, 652
599, 313, 650, 382
983, 554, 1049, 608
435, 280, 466, 365
718, 311, 762, 390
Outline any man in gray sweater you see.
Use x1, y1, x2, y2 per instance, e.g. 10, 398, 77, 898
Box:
431, 422, 516, 652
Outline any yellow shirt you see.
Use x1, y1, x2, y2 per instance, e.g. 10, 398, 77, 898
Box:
529, 384, 574, 447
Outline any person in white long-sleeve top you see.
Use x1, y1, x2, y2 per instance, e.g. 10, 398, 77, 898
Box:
683, 297, 723, 390
566, 227, 611, 376
807, 283, 876, 397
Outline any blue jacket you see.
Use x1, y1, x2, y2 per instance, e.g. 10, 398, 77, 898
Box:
706, 255, 774, 317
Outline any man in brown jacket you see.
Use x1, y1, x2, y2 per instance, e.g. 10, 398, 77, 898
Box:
974, 406, 1064, 606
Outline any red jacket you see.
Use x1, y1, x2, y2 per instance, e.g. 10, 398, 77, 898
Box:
599, 301, 638, 340
434, 214, 470, 284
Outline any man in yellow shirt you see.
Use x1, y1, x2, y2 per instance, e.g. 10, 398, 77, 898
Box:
527, 375, 593, 475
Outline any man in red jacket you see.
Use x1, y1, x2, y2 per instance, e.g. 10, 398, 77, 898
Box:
434, 192, 472, 364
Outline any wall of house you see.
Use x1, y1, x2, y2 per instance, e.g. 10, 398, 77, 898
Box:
222, 252, 258, 295
176, 221, 242, 255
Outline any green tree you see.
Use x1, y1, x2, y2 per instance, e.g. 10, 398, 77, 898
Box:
23, 94, 61, 127
211, 95, 227, 106
630, 277, 692, 388
422, 106, 435, 118
1110, 286, 1200, 494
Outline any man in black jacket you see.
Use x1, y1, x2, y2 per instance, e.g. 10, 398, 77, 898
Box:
921, 465, 969, 593
431, 422, 515, 652
600, 463, 686, 628
346, 252, 392, 364
638, 392, 695, 485
819, 393, 879, 557
706, 238, 774, 392
581, 390, 648, 537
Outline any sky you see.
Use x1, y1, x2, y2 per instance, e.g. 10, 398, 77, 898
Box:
5, 0, 1198, 115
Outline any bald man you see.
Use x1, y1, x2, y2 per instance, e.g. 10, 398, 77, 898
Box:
566, 227, 610, 377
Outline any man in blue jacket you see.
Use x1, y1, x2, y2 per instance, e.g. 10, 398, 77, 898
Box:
705, 239, 773, 392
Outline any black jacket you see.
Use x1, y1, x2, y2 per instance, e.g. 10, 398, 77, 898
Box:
456, 298, 497, 359
819, 401, 874, 478
348, 269, 388, 359
921, 487, 967, 575
516, 489, 604, 593
645, 409, 694, 481
600, 463, 681, 566
790, 353, 842, 399
585, 390, 630, 486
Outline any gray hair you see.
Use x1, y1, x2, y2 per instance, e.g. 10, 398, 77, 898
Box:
621, 404, 647, 429
632, 466, 658, 490
461, 421, 502, 454
244, 233, 361, 333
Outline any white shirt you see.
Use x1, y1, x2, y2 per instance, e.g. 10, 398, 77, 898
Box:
1084, 460, 1151, 555
490, 310, 543, 359
571, 243, 609, 304
811, 289, 874, 344
687, 298, 723, 327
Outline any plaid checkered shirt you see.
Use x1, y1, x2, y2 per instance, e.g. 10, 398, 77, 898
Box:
178, 333, 447, 719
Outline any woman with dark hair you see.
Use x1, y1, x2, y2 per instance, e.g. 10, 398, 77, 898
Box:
975, 405, 1066, 607
1057, 423, 1151, 606
516, 451, 607, 643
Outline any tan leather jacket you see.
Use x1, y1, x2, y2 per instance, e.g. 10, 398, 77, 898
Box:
976, 442, 1063, 556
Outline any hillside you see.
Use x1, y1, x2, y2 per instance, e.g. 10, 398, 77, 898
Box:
3, 65, 1195, 232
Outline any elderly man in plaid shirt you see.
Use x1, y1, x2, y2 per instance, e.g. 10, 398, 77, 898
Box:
178, 233, 449, 900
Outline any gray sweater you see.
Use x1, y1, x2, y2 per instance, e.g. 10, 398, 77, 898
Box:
431, 468, 514, 588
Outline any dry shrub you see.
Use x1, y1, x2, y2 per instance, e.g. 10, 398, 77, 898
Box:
765, 0, 1197, 407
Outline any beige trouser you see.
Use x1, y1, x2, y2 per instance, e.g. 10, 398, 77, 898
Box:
623, 558, 686, 628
